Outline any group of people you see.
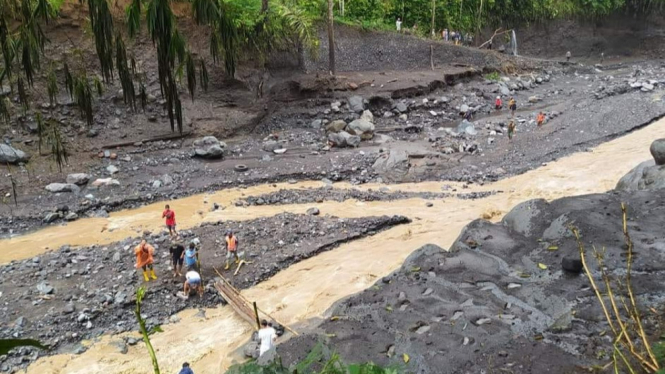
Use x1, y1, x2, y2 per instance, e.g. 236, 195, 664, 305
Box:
442, 29, 468, 45
134, 204, 241, 297
492, 96, 547, 140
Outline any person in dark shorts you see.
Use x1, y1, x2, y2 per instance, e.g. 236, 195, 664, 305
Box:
184, 242, 199, 272
508, 97, 517, 117
169, 238, 185, 277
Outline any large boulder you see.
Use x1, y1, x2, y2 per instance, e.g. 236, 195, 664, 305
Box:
456, 120, 477, 136
650, 139, 665, 165
45, 183, 80, 193
66, 173, 91, 185
346, 118, 375, 139
347, 96, 364, 113
328, 131, 360, 148
193, 136, 226, 159
325, 120, 347, 133
0, 144, 30, 164
372, 149, 409, 181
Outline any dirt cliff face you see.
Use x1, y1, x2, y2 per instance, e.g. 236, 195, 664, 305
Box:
275, 189, 665, 373
515, 14, 665, 60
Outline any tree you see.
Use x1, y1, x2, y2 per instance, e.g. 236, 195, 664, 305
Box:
327, 0, 335, 75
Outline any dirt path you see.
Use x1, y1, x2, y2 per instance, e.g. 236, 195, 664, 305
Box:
12, 118, 665, 374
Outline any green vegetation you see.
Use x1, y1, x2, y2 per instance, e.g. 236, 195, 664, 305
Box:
0, 338, 47, 356
135, 286, 163, 374
484, 71, 500, 81
226, 342, 401, 374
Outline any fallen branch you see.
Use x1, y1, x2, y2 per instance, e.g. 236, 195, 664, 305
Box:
478, 28, 512, 49
101, 131, 193, 149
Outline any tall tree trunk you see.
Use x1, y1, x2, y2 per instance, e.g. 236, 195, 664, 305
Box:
431, 0, 435, 37
297, 41, 306, 72
327, 0, 336, 75
261, 0, 268, 13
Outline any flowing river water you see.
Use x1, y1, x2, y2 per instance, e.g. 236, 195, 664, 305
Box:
7, 118, 665, 374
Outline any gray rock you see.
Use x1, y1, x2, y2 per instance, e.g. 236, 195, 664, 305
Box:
193, 136, 226, 159
499, 84, 511, 96
66, 173, 91, 185
152, 180, 163, 189
395, 102, 408, 113
162, 174, 174, 186
501, 199, 550, 237
460, 104, 469, 113
126, 338, 139, 346
64, 303, 75, 314
87, 129, 99, 138
528, 96, 540, 103
306, 207, 320, 216
43, 212, 60, 223
372, 149, 409, 181
106, 165, 119, 175
112, 252, 121, 262
112, 340, 128, 354
348, 95, 365, 113
0, 144, 30, 164
642, 83, 655, 92
456, 120, 476, 136
650, 139, 665, 165
64, 212, 79, 221
262, 140, 282, 152
360, 110, 373, 123
256, 346, 278, 366
37, 282, 54, 295
243, 341, 259, 358
346, 118, 375, 139
45, 183, 80, 193
311, 119, 323, 129
328, 131, 360, 148
325, 120, 347, 133
561, 257, 583, 274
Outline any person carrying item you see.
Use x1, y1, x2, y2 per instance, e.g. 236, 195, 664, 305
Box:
184, 270, 203, 296
135, 239, 157, 282
508, 97, 517, 117
179, 362, 194, 374
536, 111, 545, 127
258, 319, 277, 356
184, 242, 199, 272
170, 238, 185, 277
224, 230, 239, 270
162, 204, 177, 237
495, 96, 502, 110
508, 120, 516, 140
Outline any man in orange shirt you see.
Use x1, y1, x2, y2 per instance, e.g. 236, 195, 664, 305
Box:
224, 230, 239, 270
135, 239, 157, 281
536, 111, 545, 127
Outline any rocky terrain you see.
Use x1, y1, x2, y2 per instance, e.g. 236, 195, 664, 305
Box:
0, 213, 407, 372
273, 186, 665, 373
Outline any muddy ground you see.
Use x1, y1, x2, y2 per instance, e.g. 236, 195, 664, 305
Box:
275, 188, 665, 373
0, 213, 407, 372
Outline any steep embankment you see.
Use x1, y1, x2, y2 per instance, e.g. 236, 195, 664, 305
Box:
275, 187, 665, 373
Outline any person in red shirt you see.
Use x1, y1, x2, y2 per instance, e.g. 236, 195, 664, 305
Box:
536, 111, 546, 127
162, 204, 177, 237
495, 96, 502, 110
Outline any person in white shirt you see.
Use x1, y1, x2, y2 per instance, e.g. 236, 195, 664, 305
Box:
258, 319, 277, 356
184, 271, 203, 296
396, 17, 402, 32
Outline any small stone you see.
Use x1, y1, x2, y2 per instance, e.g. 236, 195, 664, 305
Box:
306, 207, 320, 216
562, 257, 583, 274
425, 202, 433, 207
106, 165, 119, 174
37, 282, 54, 295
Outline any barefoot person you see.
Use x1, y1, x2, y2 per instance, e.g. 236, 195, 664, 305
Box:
135, 239, 157, 282
508, 120, 516, 140
184, 270, 203, 297
258, 319, 277, 357
224, 230, 239, 270
162, 204, 177, 237
170, 238, 185, 277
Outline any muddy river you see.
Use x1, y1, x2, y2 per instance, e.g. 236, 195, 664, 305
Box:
8, 118, 665, 374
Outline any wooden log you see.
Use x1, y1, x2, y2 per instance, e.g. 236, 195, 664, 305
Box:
101, 131, 192, 149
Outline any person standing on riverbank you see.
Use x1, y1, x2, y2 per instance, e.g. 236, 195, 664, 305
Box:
135, 240, 157, 282
509, 97, 517, 117
508, 120, 516, 140
184, 242, 199, 272
224, 231, 239, 270
162, 204, 177, 237
396, 17, 402, 32
258, 319, 277, 356
170, 238, 185, 277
